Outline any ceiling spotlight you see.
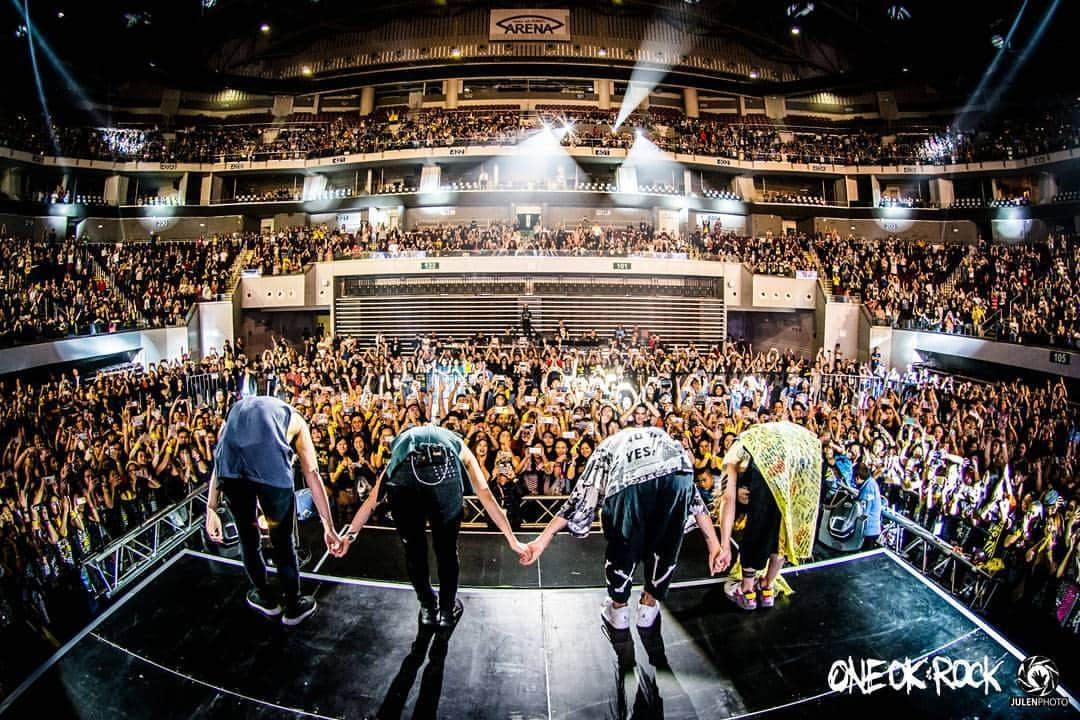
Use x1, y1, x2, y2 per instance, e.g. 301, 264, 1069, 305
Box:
901, 66, 909, 72
990, 34, 1006, 49
15, 24, 27, 38
887, 4, 911, 21
259, 22, 270, 33
790, 25, 801, 35
301, 65, 313, 76
786, 2, 815, 19
57, 10, 65, 19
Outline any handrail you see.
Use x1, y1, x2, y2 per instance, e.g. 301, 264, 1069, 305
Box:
880, 506, 999, 612
83, 482, 209, 565
81, 483, 210, 598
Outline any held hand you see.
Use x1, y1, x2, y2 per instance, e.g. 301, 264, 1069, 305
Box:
519, 539, 545, 566
205, 509, 223, 543
709, 543, 732, 575
509, 538, 529, 559
323, 526, 343, 555
330, 534, 353, 558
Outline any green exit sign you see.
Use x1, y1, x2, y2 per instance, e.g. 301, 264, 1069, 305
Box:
613, 262, 632, 270
420, 261, 440, 270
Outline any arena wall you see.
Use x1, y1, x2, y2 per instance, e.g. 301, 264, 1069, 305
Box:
809, 217, 979, 243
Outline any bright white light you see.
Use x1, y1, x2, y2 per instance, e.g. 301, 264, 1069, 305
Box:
260, 23, 270, 33
301, 65, 313, 76
597, 48, 608, 57
613, 20, 694, 131
450, 47, 462, 58
790, 25, 801, 35
749, 70, 760, 79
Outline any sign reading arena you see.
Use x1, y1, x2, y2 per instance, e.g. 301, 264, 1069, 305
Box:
490, 9, 570, 41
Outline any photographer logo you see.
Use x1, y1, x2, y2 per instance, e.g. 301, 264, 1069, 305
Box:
1011, 656, 1068, 708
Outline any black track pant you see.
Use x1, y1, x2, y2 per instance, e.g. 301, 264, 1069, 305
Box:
741, 459, 782, 577
600, 471, 696, 604
219, 477, 300, 608
386, 456, 464, 611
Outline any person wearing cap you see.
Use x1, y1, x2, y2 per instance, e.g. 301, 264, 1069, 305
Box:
332, 424, 529, 628
520, 426, 728, 631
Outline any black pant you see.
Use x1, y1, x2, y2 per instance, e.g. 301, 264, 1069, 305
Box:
600, 472, 695, 604
219, 478, 300, 608
861, 534, 880, 552
741, 460, 782, 576
386, 454, 464, 611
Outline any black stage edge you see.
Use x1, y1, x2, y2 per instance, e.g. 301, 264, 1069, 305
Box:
1, 549, 1076, 719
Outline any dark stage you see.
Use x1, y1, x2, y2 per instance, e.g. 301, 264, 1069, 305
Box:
2, 547, 1075, 719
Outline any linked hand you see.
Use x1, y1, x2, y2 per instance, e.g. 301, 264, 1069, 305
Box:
519, 539, 544, 566
330, 535, 353, 558
324, 527, 344, 555
509, 539, 529, 558
709, 543, 732, 575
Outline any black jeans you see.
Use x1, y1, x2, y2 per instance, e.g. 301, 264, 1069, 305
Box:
386, 454, 464, 611
220, 478, 300, 609
600, 472, 696, 604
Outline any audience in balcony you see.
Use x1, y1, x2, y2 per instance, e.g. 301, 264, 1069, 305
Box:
1, 102, 1077, 167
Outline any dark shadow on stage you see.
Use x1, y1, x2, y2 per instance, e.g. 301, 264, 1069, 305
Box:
372, 623, 452, 720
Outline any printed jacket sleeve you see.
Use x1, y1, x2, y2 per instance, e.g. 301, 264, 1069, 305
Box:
557, 445, 611, 538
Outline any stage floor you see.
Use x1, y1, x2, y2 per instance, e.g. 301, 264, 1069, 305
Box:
1, 549, 1075, 719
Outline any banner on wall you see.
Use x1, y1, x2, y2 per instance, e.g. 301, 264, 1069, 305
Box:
336, 213, 363, 232
489, 9, 570, 41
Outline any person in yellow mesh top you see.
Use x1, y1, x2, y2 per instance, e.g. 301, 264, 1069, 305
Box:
717, 421, 822, 611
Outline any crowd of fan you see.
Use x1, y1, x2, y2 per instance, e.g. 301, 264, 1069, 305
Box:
2, 102, 1077, 166
0, 352, 230, 678
3, 226, 1077, 351
91, 238, 242, 327
813, 230, 1080, 348
4, 326, 1076, 690
0, 237, 144, 347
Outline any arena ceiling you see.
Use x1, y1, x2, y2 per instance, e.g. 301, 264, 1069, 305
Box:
3, 0, 1075, 110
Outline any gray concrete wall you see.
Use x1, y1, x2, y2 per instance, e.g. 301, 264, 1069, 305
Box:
811, 217, 978, 243
76, 215, 245, 242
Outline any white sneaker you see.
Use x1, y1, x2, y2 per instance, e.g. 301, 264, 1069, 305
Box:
601, 599, 631, 630
636, 600, 661, 628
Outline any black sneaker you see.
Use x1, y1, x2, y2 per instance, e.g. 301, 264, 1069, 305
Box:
419, 601, 439, 626
437, 598, 463, 629
246, 588, 281, 617
282, 596, 317, 626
